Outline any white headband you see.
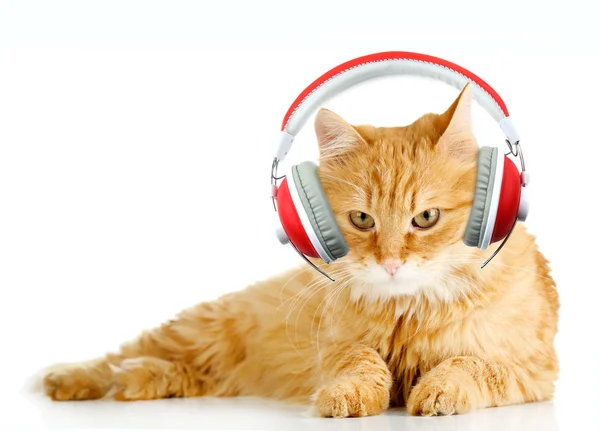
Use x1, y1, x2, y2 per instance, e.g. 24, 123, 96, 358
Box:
273, 51, 521, 163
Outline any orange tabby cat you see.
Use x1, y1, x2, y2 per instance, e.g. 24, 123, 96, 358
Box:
42, 83, 559, 417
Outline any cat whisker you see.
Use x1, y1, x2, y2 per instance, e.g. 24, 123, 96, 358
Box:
441, 272, 488, 308
426, 258, 554, 281
277, 268, 309, 305
310, 275, 349, 339
330, 276, 353, 325
296, 277, 343, 348
282, 267, 346, 317
329, 279, 360, 344
483, 262, 554, 281
282, 268, 348, 354
285, 277, 331, 356
316, 277, 353, 358
288, 269, 351, 349
285, 272, 340, 320
313, 274, 353, 337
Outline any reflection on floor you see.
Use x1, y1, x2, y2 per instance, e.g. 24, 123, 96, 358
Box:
7, 392, 563, 431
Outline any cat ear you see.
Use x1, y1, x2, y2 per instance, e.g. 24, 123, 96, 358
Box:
437, 83, 478, 161
314, 108, 366, 159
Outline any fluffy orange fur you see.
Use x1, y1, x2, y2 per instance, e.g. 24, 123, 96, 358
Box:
42, 84, 559, 418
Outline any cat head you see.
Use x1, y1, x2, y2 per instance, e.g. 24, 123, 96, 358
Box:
316, 83, 481, 303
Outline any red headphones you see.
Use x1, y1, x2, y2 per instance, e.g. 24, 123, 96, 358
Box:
270, 52, 529, 277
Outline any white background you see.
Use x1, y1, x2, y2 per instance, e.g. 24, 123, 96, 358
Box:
0, 1, 598, 430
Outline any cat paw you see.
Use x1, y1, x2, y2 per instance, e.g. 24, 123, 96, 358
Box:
43, 362, 110, 401
407, 371, 477, 416
314, 378, 390, 418
113, 357, 174, 401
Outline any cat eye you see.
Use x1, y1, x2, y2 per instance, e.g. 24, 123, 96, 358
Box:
412, 209, 440, 229
349, 211, 375, 230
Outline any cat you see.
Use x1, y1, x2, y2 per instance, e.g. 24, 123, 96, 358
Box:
41, 83, 559, 418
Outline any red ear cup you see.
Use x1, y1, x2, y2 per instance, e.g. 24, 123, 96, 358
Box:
491, 156, 522, 243
276, 178, 320, 258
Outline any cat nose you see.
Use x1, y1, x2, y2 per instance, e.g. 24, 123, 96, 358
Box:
381, 260, 401, 277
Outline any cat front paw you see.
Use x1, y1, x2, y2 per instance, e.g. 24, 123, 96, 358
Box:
43, 362, 111, 401
407, 371, 478, 416
113, 357, 172, 401
314, 378, 390, 418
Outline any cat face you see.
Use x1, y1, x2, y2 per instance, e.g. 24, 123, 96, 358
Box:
317, 84, 481, 302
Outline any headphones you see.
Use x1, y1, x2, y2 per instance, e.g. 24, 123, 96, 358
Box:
270, 52, 529, 277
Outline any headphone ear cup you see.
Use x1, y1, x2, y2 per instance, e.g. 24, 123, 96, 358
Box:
289, 162, 349, 262
464, 147, 504, 250
276, 177, 321, 258
490, 156, 522, 243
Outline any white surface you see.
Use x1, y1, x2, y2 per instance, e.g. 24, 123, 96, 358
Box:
10, 393, 566, 431
283, 56, 508, 137
1, 0, 599, 430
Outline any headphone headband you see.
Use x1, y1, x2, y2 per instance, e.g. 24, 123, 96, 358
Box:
274, 51, 521, 162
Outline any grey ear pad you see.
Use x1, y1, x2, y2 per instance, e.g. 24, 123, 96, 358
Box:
291, 162, 349, 261
463, 147, 498, 248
